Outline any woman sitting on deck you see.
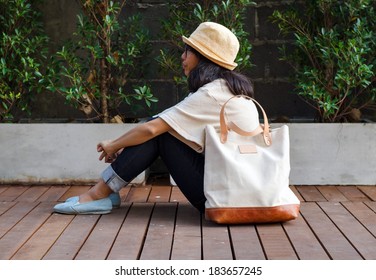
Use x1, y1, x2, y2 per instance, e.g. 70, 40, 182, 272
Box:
53, 22, 259, 215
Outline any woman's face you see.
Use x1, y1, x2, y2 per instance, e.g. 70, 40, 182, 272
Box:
181, 45, 200, 76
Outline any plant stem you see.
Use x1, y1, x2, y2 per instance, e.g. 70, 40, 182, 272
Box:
99, 57, 109, 123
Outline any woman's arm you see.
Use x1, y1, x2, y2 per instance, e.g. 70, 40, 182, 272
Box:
97, 117, 171, 162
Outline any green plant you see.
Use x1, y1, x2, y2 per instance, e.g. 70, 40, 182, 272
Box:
158, 0, 255, 89
0, 0, 52, 122
271, 0, 376, 122
47, 0, 157, 123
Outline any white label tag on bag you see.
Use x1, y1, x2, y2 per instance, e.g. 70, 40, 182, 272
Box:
238, 145, 257, 154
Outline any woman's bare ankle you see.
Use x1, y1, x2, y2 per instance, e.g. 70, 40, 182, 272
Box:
78, 192, 94, 203
78, 180, 113, 203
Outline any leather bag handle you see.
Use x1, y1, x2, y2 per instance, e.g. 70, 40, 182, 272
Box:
220, 95, 272, 146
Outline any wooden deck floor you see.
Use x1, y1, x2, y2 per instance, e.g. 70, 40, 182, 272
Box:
1, 176, 376, 260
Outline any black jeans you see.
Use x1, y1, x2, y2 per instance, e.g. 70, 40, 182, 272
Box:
111, 133, 206, 212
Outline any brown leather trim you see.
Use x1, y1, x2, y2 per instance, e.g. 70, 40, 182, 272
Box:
205, 204, 300, 224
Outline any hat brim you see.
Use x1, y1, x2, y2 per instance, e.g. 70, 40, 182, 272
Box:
182, 36, 237, 70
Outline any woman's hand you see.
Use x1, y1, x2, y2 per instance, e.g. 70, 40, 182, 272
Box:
97, 140, 118, 163
96, 118, 171, 163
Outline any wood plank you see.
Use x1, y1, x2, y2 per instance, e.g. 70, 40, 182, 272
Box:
317, 186, 348, 202
15, 186, 49, 202
358, 186, 376, 201
125, 185, 151, 203
290, 185, 304, 201
38, 185, 70, 202
11, 210, 74, 260
59, 185, 91, 201
257, 223, 298, 260
107, 203, 153, 260
147, 186, 172, 203
202, 220, 232, 260
342, 202, 376, 237
0, 186, 9, 195
118, 187, 131, 204
139, 203, 177, 260
171, 204, 202, 260
337, 186, 370, 201
1, 183, 375, 261
319, 201, 376, 259
0, 186, 29, 201
229, 225, 265, 260
75, 208, 127, 260
299, 202, 362, 259
365, 201, 376, 213
0, 202, 54, 260
0, 201, 39, 238
170, 187, 189, 203
283, 210, 330, 260
0, 201, 16, 216
296, 186, 327, 202
43, 214, 101, 260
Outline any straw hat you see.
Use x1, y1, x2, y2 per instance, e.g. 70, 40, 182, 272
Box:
182, 22, 239, 70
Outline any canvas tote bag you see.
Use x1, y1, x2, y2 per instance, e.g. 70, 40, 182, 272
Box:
204, 95, 300, 224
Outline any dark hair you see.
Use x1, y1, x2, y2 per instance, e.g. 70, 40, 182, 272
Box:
186, 48, 254, 97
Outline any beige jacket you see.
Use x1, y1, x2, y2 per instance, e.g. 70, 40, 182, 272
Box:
158, 79, 259, 153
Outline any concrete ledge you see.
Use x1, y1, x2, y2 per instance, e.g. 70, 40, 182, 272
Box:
1, 123, 375, 185
277, 123, 376, 185
0, 123, 148, 185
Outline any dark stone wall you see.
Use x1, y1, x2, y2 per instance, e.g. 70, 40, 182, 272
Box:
248, 0, 314, 121
30, 0, 314, 122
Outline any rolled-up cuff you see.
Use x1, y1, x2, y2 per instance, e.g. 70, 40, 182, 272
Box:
101, 165, 128, 192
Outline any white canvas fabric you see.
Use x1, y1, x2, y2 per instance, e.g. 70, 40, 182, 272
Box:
158, 79, 259, 152
204, 96, 300, 224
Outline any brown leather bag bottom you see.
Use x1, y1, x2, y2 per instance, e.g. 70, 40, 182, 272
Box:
205, 204, 300, 224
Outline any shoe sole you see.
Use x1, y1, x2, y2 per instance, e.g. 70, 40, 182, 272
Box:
55, 209, 112, 215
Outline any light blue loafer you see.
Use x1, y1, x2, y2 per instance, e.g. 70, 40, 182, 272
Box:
53, 197, 112, 215
108, 192, 121, 208
65, 192, 121, 208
